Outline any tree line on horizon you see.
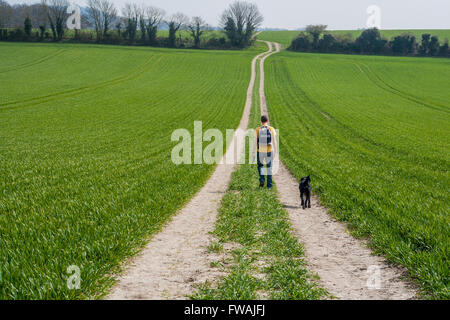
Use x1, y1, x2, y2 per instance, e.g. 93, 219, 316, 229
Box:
0, 0, 263, 49
289, 25, 449, 58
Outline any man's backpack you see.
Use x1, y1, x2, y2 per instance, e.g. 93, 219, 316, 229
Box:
258, 126, 272, 147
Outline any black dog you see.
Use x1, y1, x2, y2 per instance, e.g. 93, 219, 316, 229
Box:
299, 176, 311, 209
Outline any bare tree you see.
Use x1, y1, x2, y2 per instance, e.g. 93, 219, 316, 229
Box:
144, 6, 164, 45
0, 1, 9, 40
80, 10, 92, 30
100, 0, 116, 38
0, 2, 45, 30
11, 4, 28, 28
87, 0, 101, 40
134, 4, 145, 41
188, 16, 208, 48
42, 0, 69, 41
166, 12, 188, 47
36, 2, 48, 38
220, 1, 263, 47
115, 17, 124, 37
244, 3, 263, 40
87, 0, 117, 41
0, 0, 12, 28
26, 3, 43, 29
122, 3, 138, 42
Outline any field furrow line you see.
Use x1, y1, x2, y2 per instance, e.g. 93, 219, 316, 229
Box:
0, 55, 162, 110
356, 63, 449, 113
272, 59, 448, 173
260, 42, 418, 300
0, 49, 66, 74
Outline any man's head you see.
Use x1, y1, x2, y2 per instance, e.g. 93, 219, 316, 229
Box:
261, 115, 268, 124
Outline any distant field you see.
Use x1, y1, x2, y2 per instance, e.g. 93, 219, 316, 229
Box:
258, 29, 450, 47
157, 29, 224, 40
0, 42, 262, 299
264, 51, 450, 298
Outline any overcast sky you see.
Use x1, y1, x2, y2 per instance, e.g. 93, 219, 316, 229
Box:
7, 0, 450, 30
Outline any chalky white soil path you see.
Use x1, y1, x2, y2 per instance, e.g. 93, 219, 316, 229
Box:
106, 43, 276, 300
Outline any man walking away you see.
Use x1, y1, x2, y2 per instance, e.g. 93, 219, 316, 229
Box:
253, 115, 277, 189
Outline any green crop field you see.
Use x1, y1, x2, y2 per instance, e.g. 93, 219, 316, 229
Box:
264, 50, 450, 298
0, 26, 449, 301
258, 30, 450, 47
0, 42, 263, 299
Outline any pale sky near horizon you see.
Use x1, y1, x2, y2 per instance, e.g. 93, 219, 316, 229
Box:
6, 0, 450, 30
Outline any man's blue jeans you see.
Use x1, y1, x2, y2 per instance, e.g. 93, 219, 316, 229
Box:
257, 152, 273, 188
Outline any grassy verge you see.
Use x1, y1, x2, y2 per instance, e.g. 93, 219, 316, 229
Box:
191, 164, 327, 300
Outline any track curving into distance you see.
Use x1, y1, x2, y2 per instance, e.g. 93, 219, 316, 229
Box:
106, 43, 277, 300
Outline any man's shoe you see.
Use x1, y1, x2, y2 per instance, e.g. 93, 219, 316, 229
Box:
259, 181, 265, 188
